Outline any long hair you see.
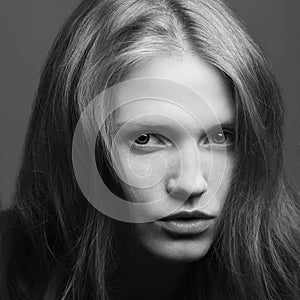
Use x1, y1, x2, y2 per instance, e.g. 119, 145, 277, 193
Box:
1, 0, 299, 299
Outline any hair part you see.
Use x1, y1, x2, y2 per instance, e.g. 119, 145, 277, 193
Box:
1, 0, 299, 299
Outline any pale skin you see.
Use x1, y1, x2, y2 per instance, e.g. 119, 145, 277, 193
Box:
110, 54, 234, 299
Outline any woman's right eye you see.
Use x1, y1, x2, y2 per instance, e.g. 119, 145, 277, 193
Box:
133, 133, 164, 148
134, 134, 151, 145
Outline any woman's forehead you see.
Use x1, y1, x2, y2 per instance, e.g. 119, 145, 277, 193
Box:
113, 54, 234, 132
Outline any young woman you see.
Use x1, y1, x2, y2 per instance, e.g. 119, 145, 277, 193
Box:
1, 0, 299, 299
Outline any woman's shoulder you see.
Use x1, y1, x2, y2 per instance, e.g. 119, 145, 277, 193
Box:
0, 209, 17, 255
0, 207, 25, 263
0, 208, 19, 234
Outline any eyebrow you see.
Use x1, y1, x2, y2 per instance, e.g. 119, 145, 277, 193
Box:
115, 120, 176, 128
112, 121, 176, 136
113, 119, 235, 134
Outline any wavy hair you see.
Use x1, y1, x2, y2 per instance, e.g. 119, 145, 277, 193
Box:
1, 0, 299, 299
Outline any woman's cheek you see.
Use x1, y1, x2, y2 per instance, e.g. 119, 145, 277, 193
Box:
115, 149, 171, 197
210, 152, 234, 206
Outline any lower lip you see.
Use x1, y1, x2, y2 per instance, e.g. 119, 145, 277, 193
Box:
156, 218, 214, 236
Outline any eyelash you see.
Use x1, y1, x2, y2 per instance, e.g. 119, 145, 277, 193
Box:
131, 129, 235, 150
204, 129, 235, 147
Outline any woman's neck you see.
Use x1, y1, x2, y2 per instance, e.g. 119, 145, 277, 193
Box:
110, 227, 194, 300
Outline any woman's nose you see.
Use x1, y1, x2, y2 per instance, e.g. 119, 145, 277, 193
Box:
166, 146, 208, 200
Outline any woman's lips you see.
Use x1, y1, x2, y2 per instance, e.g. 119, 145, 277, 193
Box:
156, 218, 215, 236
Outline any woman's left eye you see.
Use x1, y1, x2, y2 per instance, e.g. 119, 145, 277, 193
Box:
205, 130, 235, 147
129, 130, 235, 151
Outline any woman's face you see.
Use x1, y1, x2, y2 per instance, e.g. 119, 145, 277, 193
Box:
112, 54, 234, 262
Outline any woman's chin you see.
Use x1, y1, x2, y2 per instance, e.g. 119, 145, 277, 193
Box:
137, 230, 213, 263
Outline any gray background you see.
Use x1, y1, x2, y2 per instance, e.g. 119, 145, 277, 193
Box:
1, 0, 299, 209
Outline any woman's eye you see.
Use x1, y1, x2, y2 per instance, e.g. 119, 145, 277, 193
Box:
205, 130, 235, 147
129, 130, 234, 151
133, 133, 163, 147
134, 134, 151, 145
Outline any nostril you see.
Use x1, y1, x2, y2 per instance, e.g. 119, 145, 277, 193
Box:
166, 175, 208, 198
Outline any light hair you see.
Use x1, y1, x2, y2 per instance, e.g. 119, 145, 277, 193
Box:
1, 0, 299, 299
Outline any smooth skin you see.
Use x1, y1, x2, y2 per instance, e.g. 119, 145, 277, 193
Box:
111, 54, 234, 299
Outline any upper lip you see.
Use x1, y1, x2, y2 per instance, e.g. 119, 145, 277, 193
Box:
159, 210, 215, 221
